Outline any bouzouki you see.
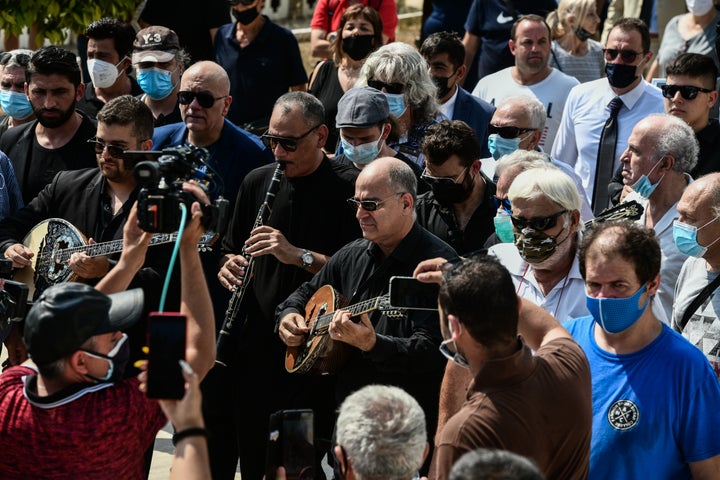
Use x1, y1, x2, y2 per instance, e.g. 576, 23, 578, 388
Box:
285, 284, 403, 375
16, 218, 217, 299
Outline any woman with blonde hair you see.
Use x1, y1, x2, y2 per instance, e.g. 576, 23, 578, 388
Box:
546, 0, 604, 83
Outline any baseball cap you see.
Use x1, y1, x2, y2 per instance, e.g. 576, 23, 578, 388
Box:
336, 86, 390, 129
132, 26, 180, 63
24, 283, 144, 365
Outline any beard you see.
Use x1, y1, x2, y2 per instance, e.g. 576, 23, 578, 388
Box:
33, 100, 76, 128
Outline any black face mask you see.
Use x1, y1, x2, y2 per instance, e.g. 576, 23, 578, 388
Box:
574, 26, 593, 41
605, 63, 638, 89
430, 170, 475, 204
232, 6, 260, 25
432, 75, 454, 99
342, 34, 375, 61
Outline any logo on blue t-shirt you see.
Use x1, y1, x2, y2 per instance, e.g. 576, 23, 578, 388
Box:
607, 399, 639, 431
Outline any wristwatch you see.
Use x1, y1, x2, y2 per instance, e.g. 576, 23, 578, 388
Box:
301, 250, 314, 270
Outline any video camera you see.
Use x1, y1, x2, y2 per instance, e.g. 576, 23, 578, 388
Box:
0, 259, 29, 344
127, 146, 229, 234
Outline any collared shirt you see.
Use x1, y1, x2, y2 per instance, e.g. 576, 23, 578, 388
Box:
551, 78, 664, 202
438, 85, 459, 120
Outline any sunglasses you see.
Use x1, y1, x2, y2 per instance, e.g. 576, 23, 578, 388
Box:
421, 167, 468, 186
602, 48, 643, 63
492, 195, 512, 214
261, 124, 322, 152
661, 84, 714, 100
0, 52, 30, 67
87, 138, 126, 158
367, 79, 405, 94
178, 91, 228, 108
511, 210, 567, 231
488, 124, 535, 140
347, 192, 405, 211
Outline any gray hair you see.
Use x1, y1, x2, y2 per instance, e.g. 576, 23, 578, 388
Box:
336, 385, 427, 480
274, 91, 326, 129
358, 43, 439, 122
495, 149, 549, 178
497, 95, 546, 130
449, 448, 544, 480
645, 114, 699, 174
508, 165, 582, 212
388, 159, 418, 203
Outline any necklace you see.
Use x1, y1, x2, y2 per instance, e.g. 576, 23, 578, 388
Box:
517, 263, 571, 319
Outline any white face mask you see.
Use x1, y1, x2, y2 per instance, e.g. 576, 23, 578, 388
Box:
87, 58, 124, 89
686, 0, 714, 15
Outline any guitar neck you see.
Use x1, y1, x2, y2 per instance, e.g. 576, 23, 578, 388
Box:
58, 233, 179, 262
316, 295, 388, 330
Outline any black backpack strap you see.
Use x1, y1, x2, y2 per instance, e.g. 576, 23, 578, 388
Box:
676, 273, 720, 333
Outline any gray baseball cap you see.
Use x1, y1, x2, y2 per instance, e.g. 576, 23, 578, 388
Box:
336, 86, 390, 129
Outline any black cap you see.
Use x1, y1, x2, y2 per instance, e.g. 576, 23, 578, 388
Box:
24, 283, 144, 365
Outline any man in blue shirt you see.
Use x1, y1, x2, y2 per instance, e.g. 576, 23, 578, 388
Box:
564, 220, 720, 479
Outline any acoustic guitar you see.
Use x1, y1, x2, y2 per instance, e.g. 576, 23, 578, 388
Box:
285, 284, 403, 375
16, 218, 217, 299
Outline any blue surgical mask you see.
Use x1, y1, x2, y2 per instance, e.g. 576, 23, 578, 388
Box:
0, 90, 33, 119
384, 92, 407, 117
586, 285, 649, 334
340, 130, 383, 165
631, 159, 664, 199
487, 132, 531, 160
493, 211, 515, 243
137, 67, 175, 100
673, 217, 720, 258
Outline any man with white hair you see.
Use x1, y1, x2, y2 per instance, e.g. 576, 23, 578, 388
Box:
334, 384, 428, 480
618, 114, 697, 323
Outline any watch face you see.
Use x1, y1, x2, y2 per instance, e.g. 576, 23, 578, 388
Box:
302, 251, 313, 266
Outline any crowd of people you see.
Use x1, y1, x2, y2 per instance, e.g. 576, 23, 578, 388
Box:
0, 0, 720, 479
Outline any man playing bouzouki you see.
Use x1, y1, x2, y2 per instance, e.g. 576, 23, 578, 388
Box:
0, 95, 168, 365
277, 157, 457, 476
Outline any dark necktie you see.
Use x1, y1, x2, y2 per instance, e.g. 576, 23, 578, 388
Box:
592, 96, 623, 216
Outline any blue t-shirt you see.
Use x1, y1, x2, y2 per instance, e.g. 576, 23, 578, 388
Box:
564, 316, 720, 479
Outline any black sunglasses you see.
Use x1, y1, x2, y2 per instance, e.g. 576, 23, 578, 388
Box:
661, 84, 713, 100
0, 52, 30, 67
602, 48, 643, 63
488, 124, 535, 140
261, 124, 322, 152
421, 167, 468, 187
347, 192, 405, 211
367, 79, 405, 94
492, 195, 512, 214
87, 138, 126, 158
178, 91, 228, 108
511, 210, 567, 231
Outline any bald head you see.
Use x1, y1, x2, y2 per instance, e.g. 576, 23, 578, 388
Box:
682, 172, 720, 217
631, 113, 698, 174
359, 157, 418, 201
181, 61, 231, 96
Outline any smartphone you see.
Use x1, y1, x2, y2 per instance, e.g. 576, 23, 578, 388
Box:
265, 409, 315, 480
147, 312, 186, 399
389, 276, 440, 311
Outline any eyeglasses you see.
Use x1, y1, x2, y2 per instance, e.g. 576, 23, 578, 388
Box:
421, 167, 468, 186
367, 79, 405, 94
492, 195, 512, 214
178, 91, 228, 108
87, 138, 126, 158
661, 84, 714, 100
602, 48, 643, 63
511, 210, 567, 231
488, 124, 535, 140
261, 124, 322, 152
347, 192, 405, 211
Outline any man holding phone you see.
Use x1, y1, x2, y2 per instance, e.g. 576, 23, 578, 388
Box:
0, 189, 216, 477
277, 157, 457, 474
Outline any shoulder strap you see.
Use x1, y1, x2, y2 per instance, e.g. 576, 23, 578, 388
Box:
550, 45, 563, 72
676, 273, 720, 333
502, 0, 519, 20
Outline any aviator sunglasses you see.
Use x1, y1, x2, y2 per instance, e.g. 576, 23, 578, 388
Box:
261, 124, 322, 152
488, 124, 535, 140
602, 48, 643, 63
661, 84, 714, 100
178, 91, 228, 108
511, 210, 568, 231
347, 192, 406, 211
421, 167, 468, 186
87, 138, 125, 158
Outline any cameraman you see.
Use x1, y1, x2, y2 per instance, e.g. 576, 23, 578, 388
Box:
0, 187, 215, 478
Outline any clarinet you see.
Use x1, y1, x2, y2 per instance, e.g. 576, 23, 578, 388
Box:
215, 161, 286, 366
